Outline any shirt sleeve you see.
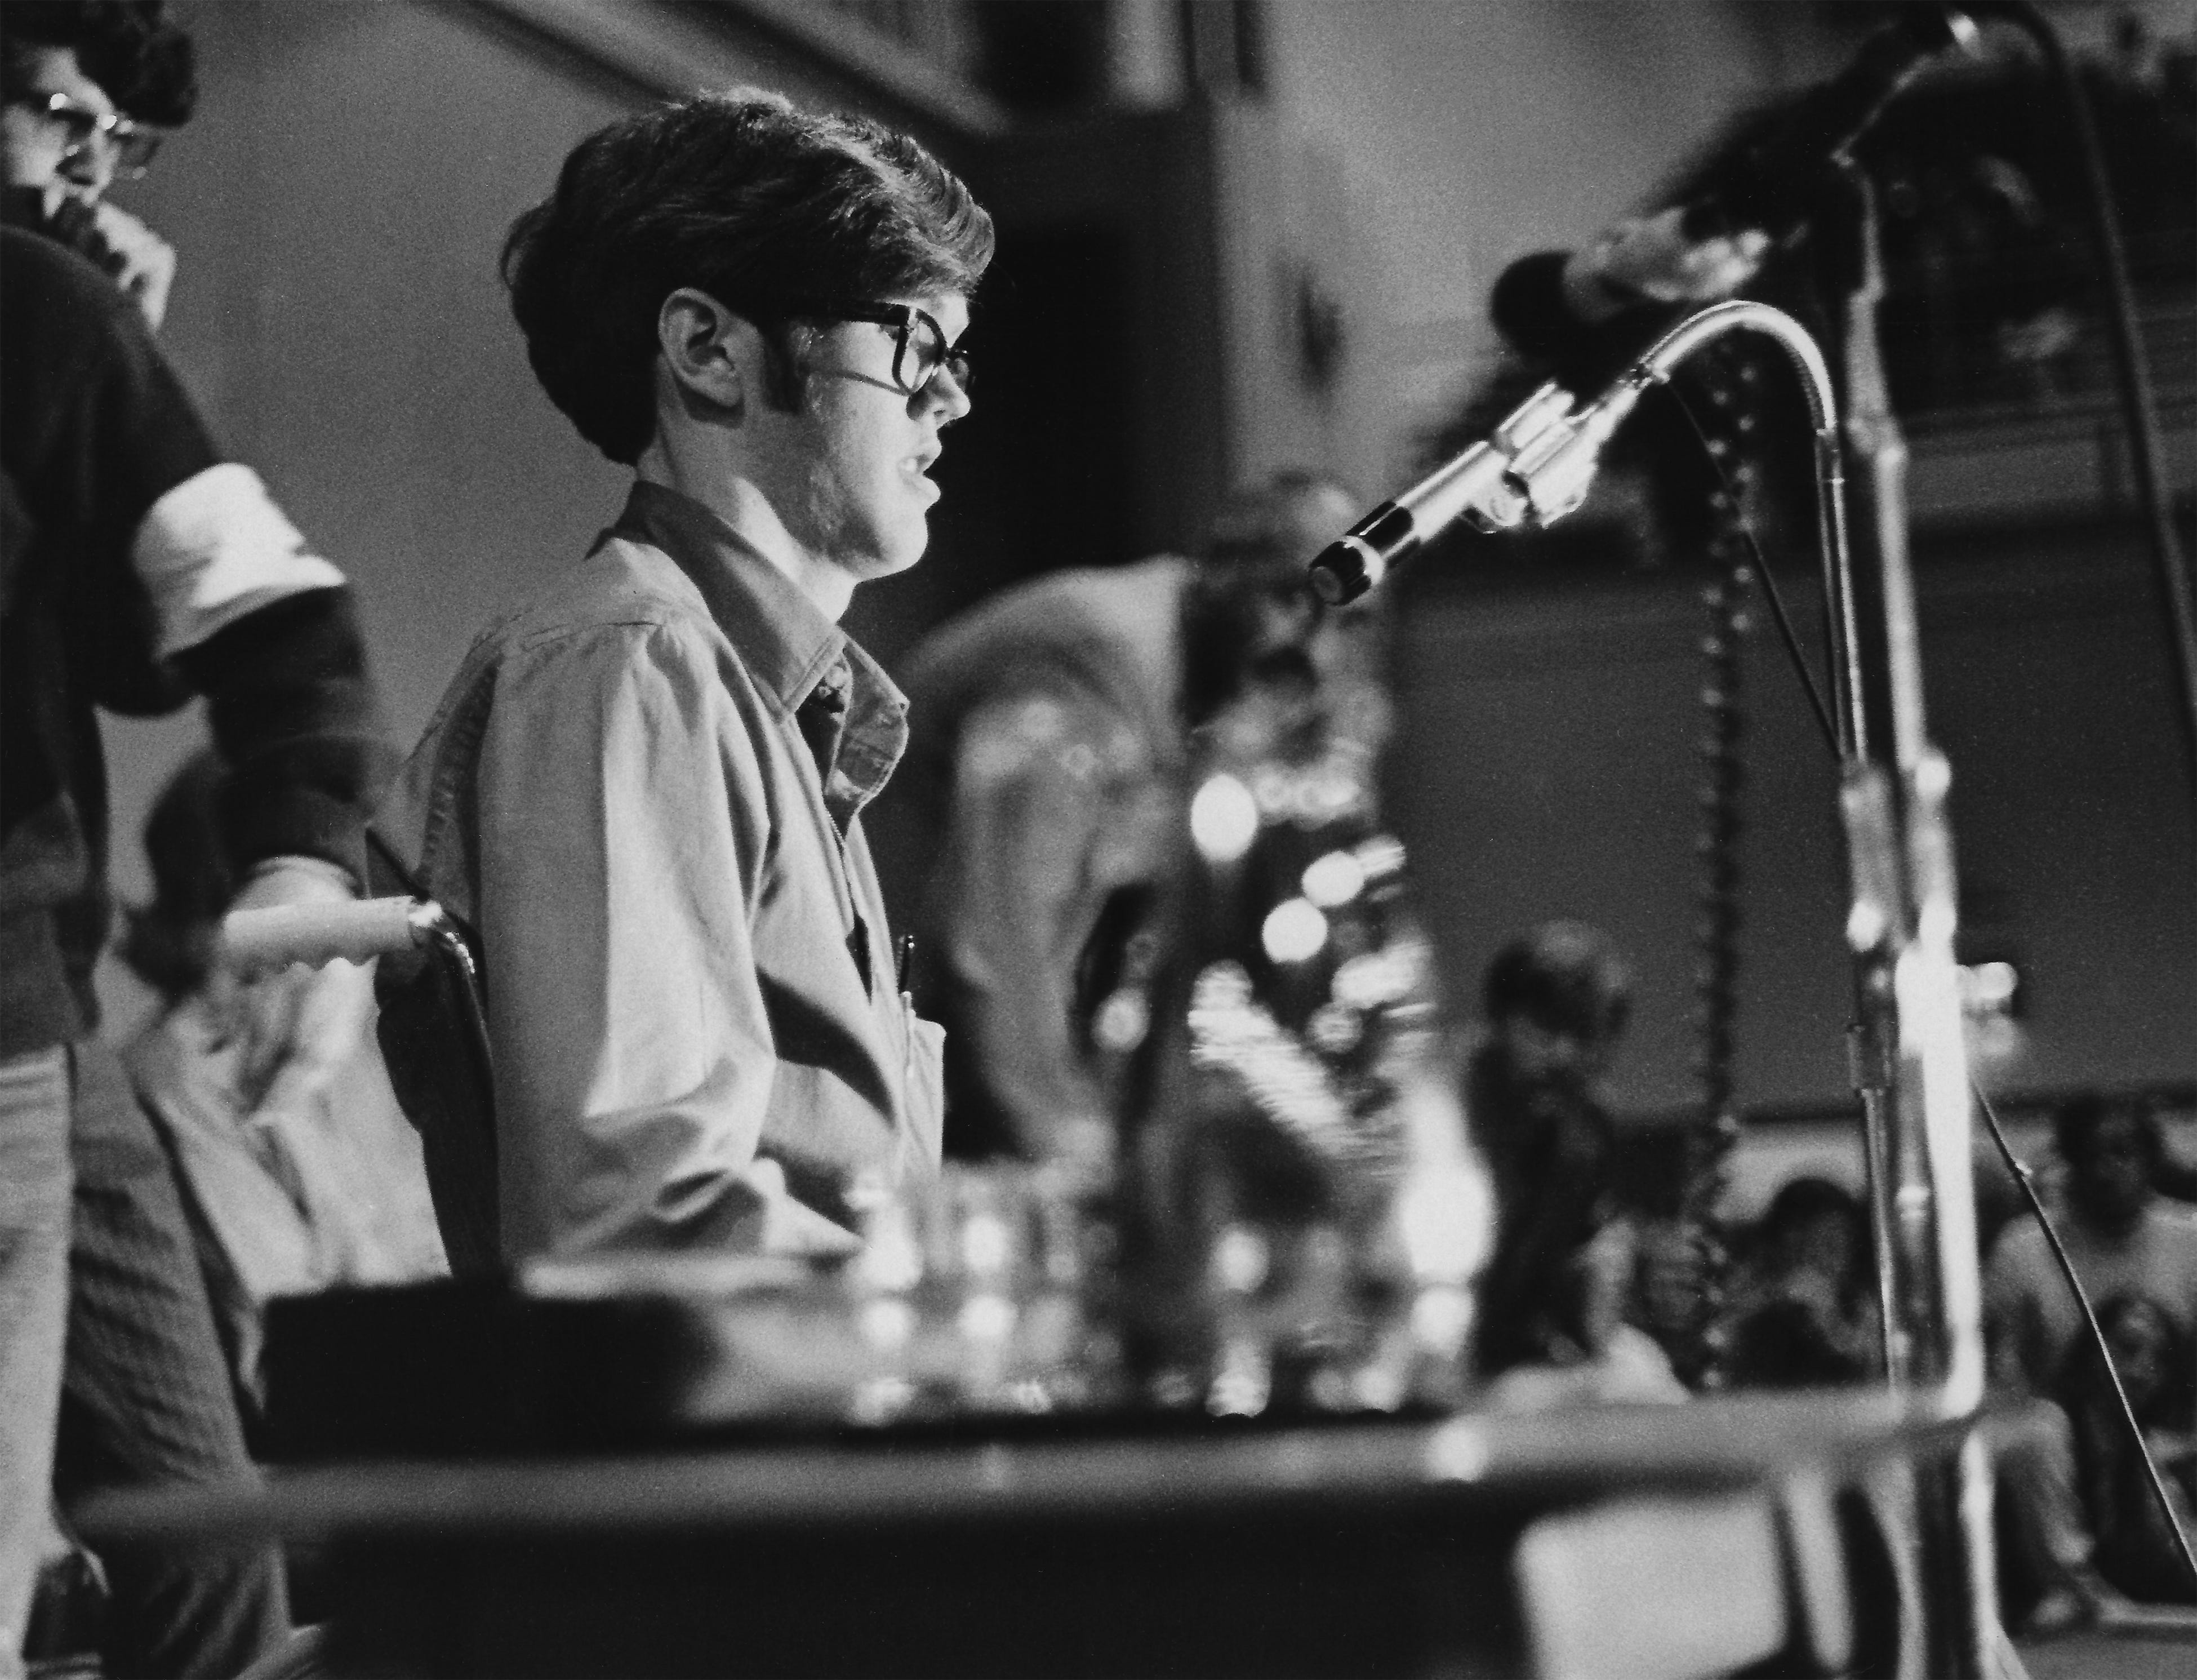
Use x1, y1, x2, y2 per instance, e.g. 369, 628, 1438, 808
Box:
474, 619, 798, 1258
933, 685, 1136, 1155
1, 232, 389, 877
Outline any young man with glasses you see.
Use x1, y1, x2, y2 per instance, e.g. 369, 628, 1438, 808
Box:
377, 92, 990, 1263
1, 0, 185, 328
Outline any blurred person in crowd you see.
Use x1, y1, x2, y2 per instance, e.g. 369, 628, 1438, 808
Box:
2055, 1292, 2197, 1606
1465, 921, 1684, 1402
1989, 1095, 2197, 1395
376, 92, 989, 1266
1722, 1175, 1880, 1389
1986, 1093, 2197, 1630
2, 6, 390, 1670
120, 752, 445, 1424
874, 469, 1369, 1172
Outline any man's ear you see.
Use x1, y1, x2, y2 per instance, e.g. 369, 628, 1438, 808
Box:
656, 287, 756, 419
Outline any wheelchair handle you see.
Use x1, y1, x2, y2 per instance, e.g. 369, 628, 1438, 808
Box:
220, 895, 444, 974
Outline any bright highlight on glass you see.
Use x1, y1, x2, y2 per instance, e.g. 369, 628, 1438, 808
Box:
1958, 961, 2020, 1016
1301, 849, 1366, 908
1190, 774, 1260, 863
1261, 897, 1328, 963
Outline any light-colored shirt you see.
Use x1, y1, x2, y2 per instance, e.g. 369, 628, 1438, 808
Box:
376, 482, 943, 1263
1983, 1198, 2197, 1394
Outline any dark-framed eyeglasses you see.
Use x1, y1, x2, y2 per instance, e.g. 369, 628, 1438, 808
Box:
804, 300, 971, 397
14, 92, 162, 176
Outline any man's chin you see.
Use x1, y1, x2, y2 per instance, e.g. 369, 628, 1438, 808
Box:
855, 518, 931, 580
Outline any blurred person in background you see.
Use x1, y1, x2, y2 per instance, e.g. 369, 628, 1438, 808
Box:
2054, 1292, 2197, 1606
1986, 1094, 2197, 1631
1465, 922, 1686, 1406
376, 93, 988, 1266
1720, 1175, 1879, 1390
119, 751, 445, 1428
874, 469, 1369, 1172
3, 5, 391, 1670
1989, 1096, 2197, 1398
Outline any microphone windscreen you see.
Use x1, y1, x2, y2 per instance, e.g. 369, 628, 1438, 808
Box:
1488, 251, 1578, 361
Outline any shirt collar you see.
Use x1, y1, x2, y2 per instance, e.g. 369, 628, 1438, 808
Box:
610, 480, 909, 814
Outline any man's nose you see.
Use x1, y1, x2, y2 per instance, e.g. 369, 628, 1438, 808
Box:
922, 364, 972, 424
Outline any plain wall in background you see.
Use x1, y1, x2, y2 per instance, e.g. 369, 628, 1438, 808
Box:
1397, 518, 2197, 1117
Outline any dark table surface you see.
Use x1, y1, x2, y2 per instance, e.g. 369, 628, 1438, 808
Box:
76, 1390, 2000, 1679
79, 1388, 1979, 1543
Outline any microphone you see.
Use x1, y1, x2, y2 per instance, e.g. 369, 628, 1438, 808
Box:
220, 896, 437, 975
1309, 381, 1578, 604
1492, 5, 1979, 358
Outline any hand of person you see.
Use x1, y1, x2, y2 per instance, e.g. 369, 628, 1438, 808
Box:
225, 857, 375, 1112
87, 200, 177, 331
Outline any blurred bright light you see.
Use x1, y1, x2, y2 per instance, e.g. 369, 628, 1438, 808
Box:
1958, 960, 2021, 1017
1301, 849, 1366, 908
1261, 898, 1328, 963
1355, 834, 1407, 880
1190, 774, 1259, 863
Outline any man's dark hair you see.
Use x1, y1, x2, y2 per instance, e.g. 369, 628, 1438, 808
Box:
502, 90, 994, 465
1483, 920, 1633, 1045
2052, 1091, 2162, 1174
0, 1, 196, 126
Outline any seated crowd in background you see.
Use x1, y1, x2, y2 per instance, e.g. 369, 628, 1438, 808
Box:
1984, 1091, 2197, 1623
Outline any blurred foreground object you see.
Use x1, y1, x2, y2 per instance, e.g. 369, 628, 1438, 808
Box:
1117, 621, 1489, 1417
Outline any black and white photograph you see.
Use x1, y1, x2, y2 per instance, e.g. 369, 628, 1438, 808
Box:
1, 2, 2192, 1675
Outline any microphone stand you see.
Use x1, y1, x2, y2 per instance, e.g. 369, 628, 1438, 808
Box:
1386, 291, 2004, 1674
1812, 166, 2004, 1680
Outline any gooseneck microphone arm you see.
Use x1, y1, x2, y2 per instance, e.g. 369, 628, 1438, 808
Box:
1307, 302, 1854, 631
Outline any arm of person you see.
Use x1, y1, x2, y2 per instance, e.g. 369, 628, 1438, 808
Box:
17, 230, 390, 872
932, 686, 1133, 1162
11, 232, 391, 1066
473, 620, 835, 1259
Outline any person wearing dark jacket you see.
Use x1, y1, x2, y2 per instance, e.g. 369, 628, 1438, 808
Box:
2, 13, 389, 1668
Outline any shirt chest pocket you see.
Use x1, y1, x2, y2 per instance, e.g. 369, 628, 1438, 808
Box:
755, 783, 876, 1002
